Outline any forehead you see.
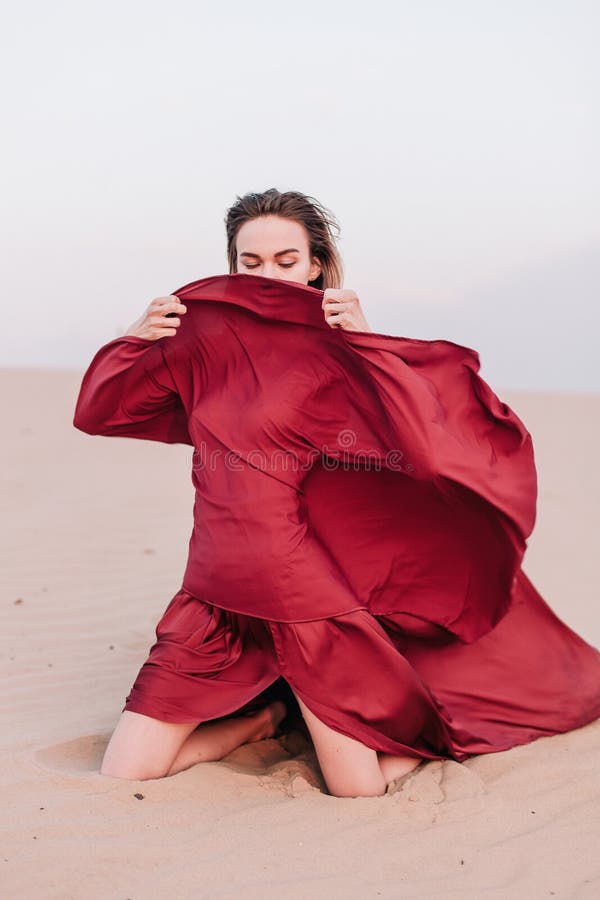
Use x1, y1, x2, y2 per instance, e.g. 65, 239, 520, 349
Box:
236, 215, 309, 252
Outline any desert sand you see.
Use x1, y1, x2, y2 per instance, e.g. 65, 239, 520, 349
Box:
2, 368, 599, 899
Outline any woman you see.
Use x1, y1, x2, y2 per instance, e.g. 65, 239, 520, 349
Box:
73, 188, 600, 798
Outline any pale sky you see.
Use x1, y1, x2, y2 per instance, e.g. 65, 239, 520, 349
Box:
1, 0, 598, 391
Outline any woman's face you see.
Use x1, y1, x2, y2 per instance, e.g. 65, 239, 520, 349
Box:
234, 215, 321, 285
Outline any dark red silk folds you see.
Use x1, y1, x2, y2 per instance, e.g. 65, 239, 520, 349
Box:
73, 273, 535, 643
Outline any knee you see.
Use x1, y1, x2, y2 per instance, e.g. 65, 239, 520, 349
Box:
327, 782, 387, 799
100, 758, 170, 781
324, 773, 387, 799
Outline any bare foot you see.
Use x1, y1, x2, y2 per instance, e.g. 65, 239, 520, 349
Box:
247, 700, 287, 743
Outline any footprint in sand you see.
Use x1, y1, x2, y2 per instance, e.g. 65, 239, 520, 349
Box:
32, 733, 111, 776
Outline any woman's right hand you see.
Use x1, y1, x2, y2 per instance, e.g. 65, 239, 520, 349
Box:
124, 295, 188, 340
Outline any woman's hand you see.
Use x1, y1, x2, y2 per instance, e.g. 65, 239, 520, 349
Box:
322, 289, 372, 333
124, 295, 188, 340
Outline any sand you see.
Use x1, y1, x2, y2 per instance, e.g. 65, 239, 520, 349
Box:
2, 368, 599, 899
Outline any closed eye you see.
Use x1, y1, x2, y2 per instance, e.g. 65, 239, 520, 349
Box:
243, 262, 296, 269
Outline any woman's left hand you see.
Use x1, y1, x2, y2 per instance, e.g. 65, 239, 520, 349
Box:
322, 289, 372, 332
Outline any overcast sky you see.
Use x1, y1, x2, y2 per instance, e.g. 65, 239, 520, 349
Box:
1, 0, 598, 392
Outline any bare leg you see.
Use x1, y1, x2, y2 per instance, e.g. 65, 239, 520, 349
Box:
101, 712, 200, 780
101, 700, 287, 780
377, 752, 422, 785
293, 691, 421, 798
167, 700, 287, 775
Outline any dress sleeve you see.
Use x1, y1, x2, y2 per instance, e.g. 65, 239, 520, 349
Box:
73, 335, 193, 445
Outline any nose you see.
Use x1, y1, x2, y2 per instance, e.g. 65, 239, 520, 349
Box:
262, 265, 280, 280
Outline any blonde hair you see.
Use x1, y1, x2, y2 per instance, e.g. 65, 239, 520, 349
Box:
224, 187, 344, 290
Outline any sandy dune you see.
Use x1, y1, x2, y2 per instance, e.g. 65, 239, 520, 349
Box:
2, 368, 599, 899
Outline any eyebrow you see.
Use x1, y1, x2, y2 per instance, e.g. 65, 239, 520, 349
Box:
239, 248, 300, 259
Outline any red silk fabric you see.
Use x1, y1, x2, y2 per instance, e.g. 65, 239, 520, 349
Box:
73, 273, 600, 758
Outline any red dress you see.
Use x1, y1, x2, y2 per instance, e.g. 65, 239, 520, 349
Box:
73, 273, 600, 762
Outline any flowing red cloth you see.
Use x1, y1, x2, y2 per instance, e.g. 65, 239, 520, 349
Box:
73, 273, 600, 761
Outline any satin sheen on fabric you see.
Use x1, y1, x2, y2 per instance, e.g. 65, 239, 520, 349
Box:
73, 273, 600, 760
